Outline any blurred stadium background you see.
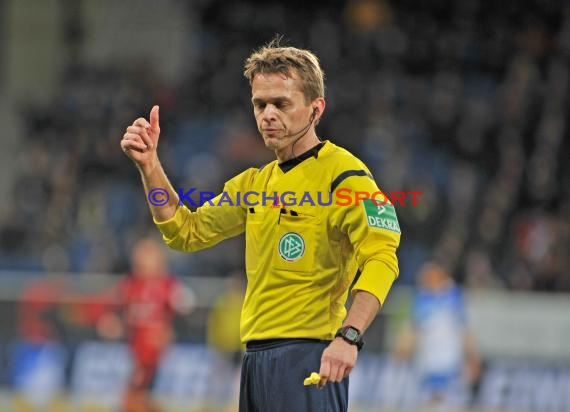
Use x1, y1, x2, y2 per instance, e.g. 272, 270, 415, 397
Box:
0, 0, 569, 411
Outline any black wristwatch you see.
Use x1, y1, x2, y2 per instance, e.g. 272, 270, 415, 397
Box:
335, 325, 364, 351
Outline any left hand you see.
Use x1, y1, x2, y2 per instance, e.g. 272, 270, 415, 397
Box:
318, 337, 358, 387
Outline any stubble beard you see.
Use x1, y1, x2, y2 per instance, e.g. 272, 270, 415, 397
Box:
261, 130, 290, 151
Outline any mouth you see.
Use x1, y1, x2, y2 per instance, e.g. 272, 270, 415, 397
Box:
262, 128, 282, 136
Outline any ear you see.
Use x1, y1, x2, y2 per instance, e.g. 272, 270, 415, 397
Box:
311, 97, 326, 124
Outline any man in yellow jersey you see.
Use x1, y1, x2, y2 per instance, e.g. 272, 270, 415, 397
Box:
120, 39, 401, 412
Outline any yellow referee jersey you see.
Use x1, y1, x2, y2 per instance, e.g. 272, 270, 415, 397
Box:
155, 141, 400, 343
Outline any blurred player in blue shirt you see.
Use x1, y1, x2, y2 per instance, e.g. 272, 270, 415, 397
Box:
394, 262, 480, 407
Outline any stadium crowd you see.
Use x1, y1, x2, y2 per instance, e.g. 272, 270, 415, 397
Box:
0, 0, 568, 292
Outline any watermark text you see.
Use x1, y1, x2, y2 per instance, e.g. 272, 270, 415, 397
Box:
147, 188, 422, 208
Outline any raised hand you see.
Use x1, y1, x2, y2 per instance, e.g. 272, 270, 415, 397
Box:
121, 105, 161, 172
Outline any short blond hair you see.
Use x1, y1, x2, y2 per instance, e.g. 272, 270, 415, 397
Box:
243, 38, 325, 103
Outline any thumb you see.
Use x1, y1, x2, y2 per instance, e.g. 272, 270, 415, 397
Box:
149, 105, 160, 134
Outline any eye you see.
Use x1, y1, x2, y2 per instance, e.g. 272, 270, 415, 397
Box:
254, 102, 266, 110
275, 100, 290, 110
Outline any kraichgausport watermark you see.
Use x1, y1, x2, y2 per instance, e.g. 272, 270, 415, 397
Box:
147, 188, 422, 208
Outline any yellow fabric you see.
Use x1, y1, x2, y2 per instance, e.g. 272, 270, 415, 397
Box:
155, 141, 401, 343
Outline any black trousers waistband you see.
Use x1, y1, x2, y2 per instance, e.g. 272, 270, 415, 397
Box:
246, 338, 330, 351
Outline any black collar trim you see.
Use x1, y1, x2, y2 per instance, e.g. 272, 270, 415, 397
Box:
278, 142, 325, 173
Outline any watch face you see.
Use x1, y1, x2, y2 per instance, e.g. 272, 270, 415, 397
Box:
345, 328, 359, 341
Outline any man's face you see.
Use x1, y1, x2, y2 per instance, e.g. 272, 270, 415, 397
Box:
251, 71, 313, 154
131, 239, 166, 278
418, 264, 450, 292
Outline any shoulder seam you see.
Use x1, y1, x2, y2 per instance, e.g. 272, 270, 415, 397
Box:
330, 170, 373, 193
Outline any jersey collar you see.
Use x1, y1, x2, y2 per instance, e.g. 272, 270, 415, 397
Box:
278, 141, 326, 173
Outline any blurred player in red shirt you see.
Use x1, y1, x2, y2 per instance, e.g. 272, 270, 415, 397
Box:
97, 237, 195, 412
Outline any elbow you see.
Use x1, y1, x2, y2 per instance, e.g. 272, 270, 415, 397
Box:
163, 237, 192, 252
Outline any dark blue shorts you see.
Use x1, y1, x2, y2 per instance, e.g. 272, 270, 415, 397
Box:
239, 339, 349, 412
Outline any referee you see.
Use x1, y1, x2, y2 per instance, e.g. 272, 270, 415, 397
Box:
121, 39, 401, 411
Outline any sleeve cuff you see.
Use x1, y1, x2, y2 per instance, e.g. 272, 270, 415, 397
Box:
352, 260, 397, 305
153, 205, 189, 238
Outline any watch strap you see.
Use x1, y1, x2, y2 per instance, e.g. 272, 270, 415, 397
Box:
335, 325, 364, 351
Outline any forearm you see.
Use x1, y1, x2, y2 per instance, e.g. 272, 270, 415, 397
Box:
139, 158, 180, 222
342, 290, 381, 333
319, 290, 380, 384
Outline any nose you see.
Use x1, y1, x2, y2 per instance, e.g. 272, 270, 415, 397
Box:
262, 104, 278, 122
